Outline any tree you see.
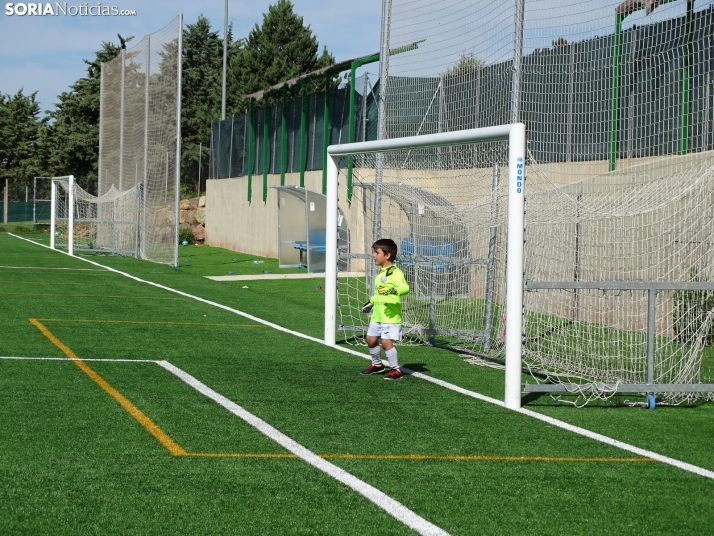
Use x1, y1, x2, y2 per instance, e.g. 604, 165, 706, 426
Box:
445, 53, 485, 77
0, 89, 44, 199
180, 15, 225, 192
43, 39, 125, 194
227, 0, 335, 114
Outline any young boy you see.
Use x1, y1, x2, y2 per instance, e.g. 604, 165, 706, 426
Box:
360, 238, 410, 380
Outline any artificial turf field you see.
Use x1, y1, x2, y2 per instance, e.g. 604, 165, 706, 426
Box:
1, 231, 714, 535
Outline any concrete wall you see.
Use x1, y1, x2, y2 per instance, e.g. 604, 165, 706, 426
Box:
206, 169, 367, 263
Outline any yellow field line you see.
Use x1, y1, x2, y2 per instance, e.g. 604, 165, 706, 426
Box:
21, 319, 657, 465
28, 318, 187, 456
35, 318, 266, 328
4, 292, 186, 300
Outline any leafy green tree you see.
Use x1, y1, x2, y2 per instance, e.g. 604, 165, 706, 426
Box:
227, 0, 335, 114
44, 38, 125, 194
180, 15, 225, 192
0, 89, 44, 199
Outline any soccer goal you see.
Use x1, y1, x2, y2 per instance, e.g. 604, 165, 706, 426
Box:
50, 175, 141, 257
325, 124, 527, 409
324, 124, 714, 410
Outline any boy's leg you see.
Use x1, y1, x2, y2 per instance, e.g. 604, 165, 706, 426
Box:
366, 335, 382, 366
381, 324, 403, 379
382, 339, 399, 369
361, 323, 386, 375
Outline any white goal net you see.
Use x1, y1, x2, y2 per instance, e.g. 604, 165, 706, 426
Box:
51, 176, 140, 256
334, 0, 714, 405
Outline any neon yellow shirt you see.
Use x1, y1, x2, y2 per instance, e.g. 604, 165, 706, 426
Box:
369, 264, 410, 324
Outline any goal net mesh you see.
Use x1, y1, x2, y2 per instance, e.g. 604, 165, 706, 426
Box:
337, 0, 714, 403
98, 16, 181, 264
53, 178, 140, 255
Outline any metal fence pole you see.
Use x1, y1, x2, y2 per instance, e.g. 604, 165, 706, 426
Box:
141, 35, 150, 258
511, 0, 525, 124
3, 179, 7, 224
300, 83, 307, 188
610, 13, 623, 171
263, 102, 269, 201
247, 100, 254, 201
567, 42, 574, 162
173, 13, 183, 268
281, 90, 287, 185
98, 65, 104, 197
681, 0, 693, 155
119, 48, 126, 191
322, 76, 330, 195
374, 0, 392, 246
483, 164, 499, 351
647, 289, 657, 385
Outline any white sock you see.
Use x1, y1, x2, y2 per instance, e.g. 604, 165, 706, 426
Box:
369, 346, 382, 366
385, 348, 399, 369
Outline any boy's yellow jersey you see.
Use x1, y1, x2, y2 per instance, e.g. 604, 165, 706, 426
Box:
369, 264, 410, 324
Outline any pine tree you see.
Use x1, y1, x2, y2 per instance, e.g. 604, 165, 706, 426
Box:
180, 15, 225, 192
0, 89, 44, 199
44, 39, 124, 194
228, 0, 335, 114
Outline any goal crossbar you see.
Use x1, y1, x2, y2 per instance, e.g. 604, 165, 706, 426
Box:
325, 124, 526, 409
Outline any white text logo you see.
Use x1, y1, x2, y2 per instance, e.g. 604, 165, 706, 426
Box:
5, 3, 137, 16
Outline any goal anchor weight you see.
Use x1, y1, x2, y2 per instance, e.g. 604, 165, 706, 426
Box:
324, 123, 527, 409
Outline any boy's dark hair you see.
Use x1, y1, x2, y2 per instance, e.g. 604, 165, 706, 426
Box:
372, 238, 398, 261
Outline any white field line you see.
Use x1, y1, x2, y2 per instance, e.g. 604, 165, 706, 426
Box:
0, 356, 158, 362
0, 265, 105, 271
10, 233, 714, 481
157, 360, 449, 536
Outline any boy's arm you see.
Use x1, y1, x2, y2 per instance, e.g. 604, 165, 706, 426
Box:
392, 270, 410, 296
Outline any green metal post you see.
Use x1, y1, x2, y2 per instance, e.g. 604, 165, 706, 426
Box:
347, 54, 380, 202
322, 75, 330, 195
681, 0, 693, 155
610, 12, 622, 172
263, 102, 269, 201
300, 83, 307, 188
281, 90, 287, 185
347, 61, 358, 201
247, 100, 254, 202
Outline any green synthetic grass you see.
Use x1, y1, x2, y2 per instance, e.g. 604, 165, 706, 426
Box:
2, 232, 714, 535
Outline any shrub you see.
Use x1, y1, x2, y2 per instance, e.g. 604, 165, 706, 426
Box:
178, 227, 196, 245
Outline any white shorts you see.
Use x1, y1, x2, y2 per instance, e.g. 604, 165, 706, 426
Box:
367, 322, 402, 341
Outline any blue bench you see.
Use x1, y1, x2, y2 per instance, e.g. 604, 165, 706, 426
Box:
400, 238, 454, 271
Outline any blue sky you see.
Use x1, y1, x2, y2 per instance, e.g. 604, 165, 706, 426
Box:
1, 0, 710, 115
0, 0, 382, 114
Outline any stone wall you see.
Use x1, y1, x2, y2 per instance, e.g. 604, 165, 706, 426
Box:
179, 195, 206, 243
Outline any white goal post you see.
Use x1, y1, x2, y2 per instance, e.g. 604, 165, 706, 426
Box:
50, 175, 74, 255
324, 123, 526, 409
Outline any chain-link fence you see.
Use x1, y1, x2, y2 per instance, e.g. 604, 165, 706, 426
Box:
209, 73, 380, 180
